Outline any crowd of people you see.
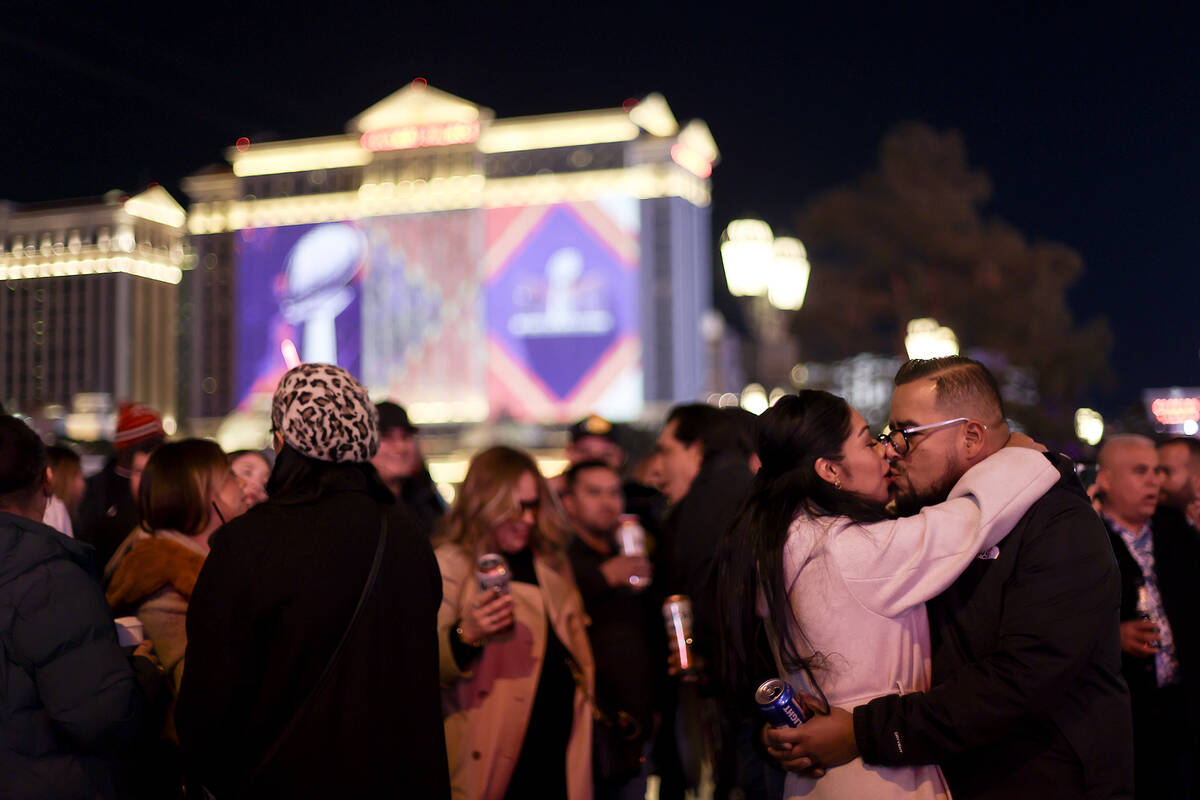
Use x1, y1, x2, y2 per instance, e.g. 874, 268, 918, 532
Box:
1, 355, 1197, 798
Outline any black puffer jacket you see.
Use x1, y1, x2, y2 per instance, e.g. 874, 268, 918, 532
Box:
176, 445, 451, 798
0, 512, 141, 800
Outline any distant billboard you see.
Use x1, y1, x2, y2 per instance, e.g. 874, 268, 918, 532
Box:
233, 200, 643, 422
235, 222, 366, 405
484, 199, 642, 422
360, 211, 487, 421
1145, 387, 1200, 435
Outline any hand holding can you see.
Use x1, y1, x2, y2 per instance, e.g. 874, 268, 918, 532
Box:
461, 589, 514, 643
756, 679, 809, 727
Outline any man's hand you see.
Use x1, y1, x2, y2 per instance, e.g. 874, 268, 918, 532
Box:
762, 706, 858, 775
1185, 497, 1200, 530
599, 555, 652, 588
1120, 619, 1160, 658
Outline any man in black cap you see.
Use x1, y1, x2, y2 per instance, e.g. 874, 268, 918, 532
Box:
371, 401, 444, 537
567, 414, 627, 471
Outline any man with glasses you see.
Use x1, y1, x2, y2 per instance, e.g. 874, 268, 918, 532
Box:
780, 356, 1132, 799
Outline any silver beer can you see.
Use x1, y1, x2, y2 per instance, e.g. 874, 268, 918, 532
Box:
476, 553, 511, 595
662, 594, 695, 672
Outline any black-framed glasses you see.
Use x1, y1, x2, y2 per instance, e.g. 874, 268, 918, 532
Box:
876, 417, 973, 456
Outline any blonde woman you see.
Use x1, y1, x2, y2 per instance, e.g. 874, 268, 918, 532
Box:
434, 446, 595, 800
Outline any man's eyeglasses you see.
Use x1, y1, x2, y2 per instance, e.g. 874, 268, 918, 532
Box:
876, 417, 974, 456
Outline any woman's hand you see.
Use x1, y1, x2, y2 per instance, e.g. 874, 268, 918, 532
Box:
761, 705, 857, 775
459, 588, 514, 644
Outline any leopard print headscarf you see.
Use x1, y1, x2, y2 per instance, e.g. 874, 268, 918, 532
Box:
271, 363, 380, 463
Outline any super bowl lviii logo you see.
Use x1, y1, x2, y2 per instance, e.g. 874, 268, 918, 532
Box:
485, 201, 642, 422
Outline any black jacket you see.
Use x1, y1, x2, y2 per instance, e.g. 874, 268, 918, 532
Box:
175, 446, 450, 798
1103, 506, 1200, 723
77, 460, 138, 572
568, 536, 656, 738
855, 453, 1133, 799
0, 512, 141, 800
656, 453, 754, 677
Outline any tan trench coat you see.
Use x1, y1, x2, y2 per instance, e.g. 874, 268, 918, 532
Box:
435, 543, 595, 800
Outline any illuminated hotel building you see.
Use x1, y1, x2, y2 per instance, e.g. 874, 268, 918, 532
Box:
183, 82, 718, 428
0, 186, 185, 419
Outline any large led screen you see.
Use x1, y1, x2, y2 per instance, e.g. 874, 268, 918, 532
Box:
235, 222, 366, 405
234, 212, 486, 418
234, 199, 642, 423
484, 198, 643, 422
359, 210, 487, 420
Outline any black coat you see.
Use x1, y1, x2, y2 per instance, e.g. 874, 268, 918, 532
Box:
175, 446, 451, 799
855, 454, 1134, 799
1103, 506, 1200, 725
568, 536, 656, 738
656, 452, 754, 668
77, 460, 138, 572
0, 512, 141, 800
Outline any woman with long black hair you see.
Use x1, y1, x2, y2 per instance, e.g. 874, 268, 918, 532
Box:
717, 390, 1058, 799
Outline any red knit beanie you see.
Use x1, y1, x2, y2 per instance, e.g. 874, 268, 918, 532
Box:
115, 402, 165, 451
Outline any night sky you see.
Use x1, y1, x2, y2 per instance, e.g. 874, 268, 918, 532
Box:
2, 3, 1196, 419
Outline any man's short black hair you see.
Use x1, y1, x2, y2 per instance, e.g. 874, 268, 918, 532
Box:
1160, 436, 1200, 462
0, 415, 47, 507
562, 459, 619, 494
894, 355, 1006, 422
666, 403, 744, 463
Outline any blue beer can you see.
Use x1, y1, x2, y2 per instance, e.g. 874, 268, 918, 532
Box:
755, 678, 808, 727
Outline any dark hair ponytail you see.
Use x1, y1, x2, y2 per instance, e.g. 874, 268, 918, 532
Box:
716, 390, 889, 698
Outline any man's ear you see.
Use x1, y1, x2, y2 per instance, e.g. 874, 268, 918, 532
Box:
962, 420, 989, 458
814, 457, 839, 487
42, 467, 54, 497
1095, 468, 1111, 495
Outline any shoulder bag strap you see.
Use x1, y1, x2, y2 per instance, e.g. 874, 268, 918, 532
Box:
252, 513, 389, 778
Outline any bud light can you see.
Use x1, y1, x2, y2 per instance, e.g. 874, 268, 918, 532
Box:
662, 594, 695, 672
616, 514, 647, 558
756, 678, 809, 727
476, 553, 511, 595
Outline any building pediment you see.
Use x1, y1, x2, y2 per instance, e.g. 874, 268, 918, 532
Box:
348, 80, 492, 133
124, 185, 187, 229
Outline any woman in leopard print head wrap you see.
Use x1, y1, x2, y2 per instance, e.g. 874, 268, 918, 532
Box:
270, 363, 380, 463
176, 362, 451, 798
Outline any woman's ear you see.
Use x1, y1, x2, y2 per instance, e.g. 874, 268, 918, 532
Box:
814, 457, 840, 488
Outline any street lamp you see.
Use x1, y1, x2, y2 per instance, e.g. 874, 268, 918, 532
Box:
1074, 408, 1105, 446
720, 219, 774, 297
768, 237, 811, 311
719, 219, 813, 393
904, 318, 959, 360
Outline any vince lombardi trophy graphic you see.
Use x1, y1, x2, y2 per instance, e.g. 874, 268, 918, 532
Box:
279, 224, 367, 364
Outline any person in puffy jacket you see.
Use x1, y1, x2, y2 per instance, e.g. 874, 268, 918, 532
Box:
0, 415, 142, 800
